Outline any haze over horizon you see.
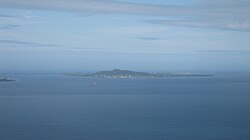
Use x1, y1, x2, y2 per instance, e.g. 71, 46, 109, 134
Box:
0, 0, 250, 72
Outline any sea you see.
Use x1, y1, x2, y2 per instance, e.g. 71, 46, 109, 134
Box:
0, 73, 250, 140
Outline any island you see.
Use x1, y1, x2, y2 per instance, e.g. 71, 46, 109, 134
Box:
66, 69, 213, 78
0, 78, 15, 82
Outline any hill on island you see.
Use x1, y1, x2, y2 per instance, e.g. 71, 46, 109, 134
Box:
66, 69, 213, 78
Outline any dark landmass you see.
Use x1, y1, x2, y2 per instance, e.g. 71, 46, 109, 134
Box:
66, 69, 213, 78
0, 78, 15, 82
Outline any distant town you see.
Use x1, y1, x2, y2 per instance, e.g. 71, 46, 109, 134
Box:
66, 69, 213, 78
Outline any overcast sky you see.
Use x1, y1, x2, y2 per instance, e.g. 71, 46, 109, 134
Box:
0, 0, 250, 72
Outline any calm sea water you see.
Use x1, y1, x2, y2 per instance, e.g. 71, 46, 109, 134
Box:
1, 74, 250, 140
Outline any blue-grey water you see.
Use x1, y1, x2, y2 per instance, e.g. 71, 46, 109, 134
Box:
1, 74, 250, 140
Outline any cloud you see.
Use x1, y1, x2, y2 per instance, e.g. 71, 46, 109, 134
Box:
0, 39, 107, 52
0, 14, 17, 18
148, 18, 250, 32
0, 39, 62, 47
0, 0, 187, 15
196, 50, 250, 54
0, 24, 19, 30
0, 0, 249, 31
136, 37, 161, 41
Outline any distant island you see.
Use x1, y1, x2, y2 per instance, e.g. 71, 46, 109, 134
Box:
66, 69, 213, 78
0, 78, 15, 82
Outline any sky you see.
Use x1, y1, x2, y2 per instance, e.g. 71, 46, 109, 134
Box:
0, 0, 250, 72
